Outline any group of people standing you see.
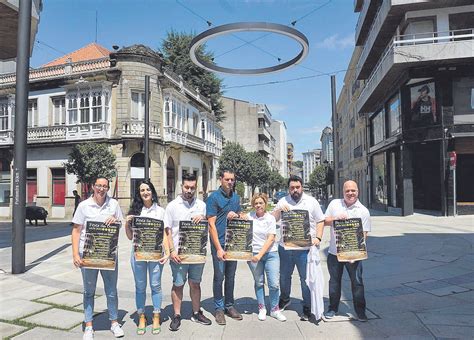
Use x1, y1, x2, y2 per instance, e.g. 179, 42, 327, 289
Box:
71, 169, 371, 340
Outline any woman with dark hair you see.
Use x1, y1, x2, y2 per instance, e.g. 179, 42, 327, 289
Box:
125, 180, 169, 335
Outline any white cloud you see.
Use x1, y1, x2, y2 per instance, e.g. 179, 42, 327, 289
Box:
315, 33, 354, 50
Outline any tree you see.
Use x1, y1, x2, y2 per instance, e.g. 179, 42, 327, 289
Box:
160, 30, 225, 122
64, 142, 116, 192
268, 170, 286, 193
293, 160, 303, 169
217, 142, 249, 182
244, 152, 271, 195
308, 163, 331, 198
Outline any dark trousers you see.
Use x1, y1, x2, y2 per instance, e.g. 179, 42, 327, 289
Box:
327, 253, 366, 316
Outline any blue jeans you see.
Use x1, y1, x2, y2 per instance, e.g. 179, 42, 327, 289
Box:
327, 253, 366, 316
278, 245, 310, 308
211, 246, 237, 311
247, 251, 280, 311
131, 254, 163, 314
81, 266, 118, 323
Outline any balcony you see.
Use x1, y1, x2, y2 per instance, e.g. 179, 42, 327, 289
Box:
163, 126, 207, 152
258, 141, 271, 155
0, 122, 111, 145
122, 120, 161, 139
358, 29, 474, 114
258, 125, 271, 141
354, 0, 380, 46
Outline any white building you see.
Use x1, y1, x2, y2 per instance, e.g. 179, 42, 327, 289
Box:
302, 149, 322, 184
269, 120, 288, 177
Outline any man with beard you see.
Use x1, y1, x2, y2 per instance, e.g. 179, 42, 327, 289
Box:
272, 175, 325, 321
164, 173, 211, 331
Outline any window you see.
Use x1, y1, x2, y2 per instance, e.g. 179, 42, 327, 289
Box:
164, 99, 170, 126
201, 120, 205, 139
172, 100, 177, 128
68, 95, 78, 124
28, 99, 38, 128
453, 77, 474, 123
370, 110, 385, 146
79, 94, 90, 124
131, 91, 145, 120
387, 94, 401, 136
52, 97, 66, 125
27, 169, 37, 204
52, 168, 65, 205
0, 160, 10, 204
91, 91, 102, 122
0, 98, 9, 131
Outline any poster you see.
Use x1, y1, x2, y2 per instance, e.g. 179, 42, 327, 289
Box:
410, 82, 437, 128
82, 221, 120, 270
224, 219, 253, 261
333, 218, 367, 262
281, 210, 311, 249
132, 216, 164, 261
178, 220, 209, 264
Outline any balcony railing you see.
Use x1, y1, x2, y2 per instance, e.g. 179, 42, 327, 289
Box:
0, 121, 110, 145
122, 120, 161, 139
163, 126, 221, 156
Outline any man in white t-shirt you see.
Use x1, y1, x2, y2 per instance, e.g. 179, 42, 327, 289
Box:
272, 175, 325, 321
320, 180, 371, 322
164, 173, 212, 331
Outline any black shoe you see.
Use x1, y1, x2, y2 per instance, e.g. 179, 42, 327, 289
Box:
278, 299, 291, 311
169, 314, 181, 331
357, 313, 368, 322
191, 310, 212, 325
300, 306, 311, 321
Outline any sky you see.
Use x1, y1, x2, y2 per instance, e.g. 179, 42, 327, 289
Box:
30, 0, 357, 160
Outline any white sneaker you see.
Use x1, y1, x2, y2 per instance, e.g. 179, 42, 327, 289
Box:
258, 308, 267, 321
271, 310, 287, 322
83, 326, 94, 340
110, 322, 124, 338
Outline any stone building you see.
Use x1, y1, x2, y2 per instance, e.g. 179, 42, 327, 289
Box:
0, 43, 222, 219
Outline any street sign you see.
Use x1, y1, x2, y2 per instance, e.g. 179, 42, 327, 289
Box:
449, 151, 457, 170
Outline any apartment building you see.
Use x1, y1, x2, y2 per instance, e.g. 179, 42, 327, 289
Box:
347, 0, 474, 215
320, 126, 334, 165
0, 43, 222, 219
269, 120, 288, 177
287, 142, 294, 176
302, 149, 322, 184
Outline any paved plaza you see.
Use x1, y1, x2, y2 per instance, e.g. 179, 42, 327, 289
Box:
0, 213, 473, 339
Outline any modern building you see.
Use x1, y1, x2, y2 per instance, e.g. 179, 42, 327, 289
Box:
320, 126, 334, 165
346, 0, 474, 215
287, 142, 294, 176
221, 96, 286, 173
269, 119, 288, 177
0, 43, 222, 219
302, 149, 322, 184
0, 0, 42, 73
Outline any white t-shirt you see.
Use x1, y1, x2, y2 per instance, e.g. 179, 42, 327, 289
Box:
164, 195, 206, 250
72, 195, 123, 253
275, 193, 325, 248
138, 202, 165, 220
324, 198, 371, 255
248, 211, 278, 253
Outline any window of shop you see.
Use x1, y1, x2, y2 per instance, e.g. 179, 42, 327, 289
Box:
27, 169, 37, 204
52, 168, 66, 205
387, 94, 401, 136
372, 153, 387, 208
453, 77, 474, 124
370, 109, 385, 146
0, 160, 10, 204
408, 82, 438, 128
132, 91, 145, 121
52, 97, 66, 125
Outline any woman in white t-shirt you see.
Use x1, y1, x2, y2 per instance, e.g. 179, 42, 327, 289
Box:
125, 180, 169, 335
247, 193, 286, 322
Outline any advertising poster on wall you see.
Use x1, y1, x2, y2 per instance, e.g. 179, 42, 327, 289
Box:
410, 82, 437, 128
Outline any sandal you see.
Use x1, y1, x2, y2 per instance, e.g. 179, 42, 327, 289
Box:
137, 313, 146, 335
152, 312, 161, 334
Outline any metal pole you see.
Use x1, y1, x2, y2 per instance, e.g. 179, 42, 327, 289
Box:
330, 75, 339, 197
144, 75, 150, 181
12, 0, 32, 274
453, 167, 457, 216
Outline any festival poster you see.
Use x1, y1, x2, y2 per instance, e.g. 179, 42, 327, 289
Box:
132, 216, 165, 261
82, 221, 120, 270
224, 219, 253, 261
281, 209, 311, 249
333, 218, 368, 262
178, 220, 209, 264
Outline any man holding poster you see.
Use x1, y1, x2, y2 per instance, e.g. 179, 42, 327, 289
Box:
322, 180, 371, 322
164, 173, 212, 331
272, 175, 325, 321
71, 177, 124, 339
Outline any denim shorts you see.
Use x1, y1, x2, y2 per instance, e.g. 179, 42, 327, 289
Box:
170, 262, 205, 287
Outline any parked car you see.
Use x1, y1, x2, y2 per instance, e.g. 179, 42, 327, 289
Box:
25, 206, 48, 226
273, 191, 288, 204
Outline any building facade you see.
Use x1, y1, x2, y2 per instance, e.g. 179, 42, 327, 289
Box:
346, 0, 474, 215
320, 126, 334, 165
302, 149, 322, 184
287, 142, 294, 176
0, 43, 222, 219
269, 119, 288, 177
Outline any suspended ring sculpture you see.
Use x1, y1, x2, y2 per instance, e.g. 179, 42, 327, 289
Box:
189, 22, 309, 75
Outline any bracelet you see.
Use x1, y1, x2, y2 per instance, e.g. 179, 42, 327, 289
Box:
315, 236, 322, 242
